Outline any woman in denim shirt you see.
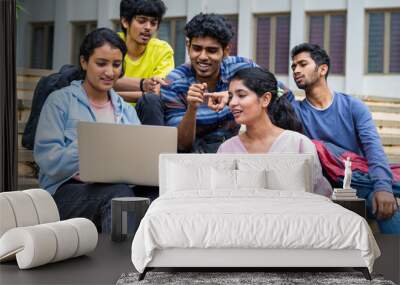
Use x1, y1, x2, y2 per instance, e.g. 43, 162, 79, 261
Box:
34, 28, 141, 232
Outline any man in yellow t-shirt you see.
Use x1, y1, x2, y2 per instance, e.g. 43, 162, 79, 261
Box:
115, 0, 175, 125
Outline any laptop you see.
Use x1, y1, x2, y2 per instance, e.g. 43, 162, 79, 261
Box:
77, 122, 177, 186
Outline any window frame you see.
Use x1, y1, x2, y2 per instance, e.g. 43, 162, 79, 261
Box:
254, 13, 291, 75
157, 17, 187, 66
30, 21, 54, 69
70, 21, 98, 66
158, 17, 184, 48
223, 14, 239, 56
306, 11, 347, 75
365, 9, 400, 75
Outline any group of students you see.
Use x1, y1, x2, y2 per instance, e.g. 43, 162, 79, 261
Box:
33, 0, 399, 234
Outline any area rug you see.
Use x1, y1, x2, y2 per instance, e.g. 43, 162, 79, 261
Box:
116, 271, 396, 285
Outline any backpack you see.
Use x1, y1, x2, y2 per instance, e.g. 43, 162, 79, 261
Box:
22, 64, 81, 150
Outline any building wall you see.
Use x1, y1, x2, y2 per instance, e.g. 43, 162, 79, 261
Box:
16, 0, 400, 99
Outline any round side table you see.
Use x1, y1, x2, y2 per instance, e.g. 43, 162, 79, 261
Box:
111, 197, 150, 242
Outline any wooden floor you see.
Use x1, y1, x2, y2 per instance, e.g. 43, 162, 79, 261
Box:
373, 234, 400, 284
0, 234, 398, 284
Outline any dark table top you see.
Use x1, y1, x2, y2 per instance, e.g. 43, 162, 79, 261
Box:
0, 234, 134, 285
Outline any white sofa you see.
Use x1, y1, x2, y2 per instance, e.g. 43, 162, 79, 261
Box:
131, 154, 380, 280
0, 189, 98, 269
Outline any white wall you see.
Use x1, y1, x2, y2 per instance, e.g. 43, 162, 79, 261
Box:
52, 0, 72, 69
16, 0, 400, 99
97, 0, 115, 28
164, 0, 187, 17
253, 0, 290, 12
203, 0, 238, 14
25, 0, 55, 21
364, 76, 400, 98
305, 0, 346, 11
67, 0, 98, 21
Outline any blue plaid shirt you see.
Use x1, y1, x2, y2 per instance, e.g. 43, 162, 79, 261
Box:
161, 56, 257, 146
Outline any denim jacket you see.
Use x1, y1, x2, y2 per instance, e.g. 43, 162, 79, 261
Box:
34, 80, 141, 194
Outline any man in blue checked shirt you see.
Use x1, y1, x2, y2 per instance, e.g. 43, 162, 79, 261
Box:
161, 13, 257, 153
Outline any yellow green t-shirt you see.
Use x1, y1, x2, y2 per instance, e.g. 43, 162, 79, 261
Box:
118, 32, 175, 79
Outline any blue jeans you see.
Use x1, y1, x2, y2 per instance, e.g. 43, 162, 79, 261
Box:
53, 179, 158, 233
361, 190, 400, 234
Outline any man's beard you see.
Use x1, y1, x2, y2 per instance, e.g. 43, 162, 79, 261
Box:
295, 74, 318, 90
295, 82, 306, 90
294, 66, 320, 90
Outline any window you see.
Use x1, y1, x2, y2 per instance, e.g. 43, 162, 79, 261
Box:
255, 14, 290, 74
367, 11, 400, 73
224, 15, 238, 56
113, 20, 122, 33
307, 13, 346, 74
30, 22, 54, 69
71, 21, 97, 65
157, 18, 186, 66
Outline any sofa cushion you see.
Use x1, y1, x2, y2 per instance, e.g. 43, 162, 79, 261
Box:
0, 196, 17, 237
0, 189, 60, 237
0, 189, 98, 270
0, 218, 97, 269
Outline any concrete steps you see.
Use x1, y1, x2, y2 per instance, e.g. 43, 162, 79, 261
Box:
16, 70, 44, 190
373, 112, 400, 128
366, 101, 400, 114
17, 177, 40, 190
368, 100, 400, 163
16, 68, 49, 123
384, 146, 400, 164
377, 128, 400, 146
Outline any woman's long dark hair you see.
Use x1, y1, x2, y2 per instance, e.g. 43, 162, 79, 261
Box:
229, 67, 303, 133
79, 27, 127, 79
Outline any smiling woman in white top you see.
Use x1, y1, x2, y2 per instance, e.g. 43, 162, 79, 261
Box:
217, 67, 332, 197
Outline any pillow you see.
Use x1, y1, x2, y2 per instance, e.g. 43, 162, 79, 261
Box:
236, 169, 267, 189
166, 158, 237, 192
237, 158, 310, 192
211, 169, 268, 191
211, 168, 237, 190
167, 162, 211, 191
266, 164, 308, 191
